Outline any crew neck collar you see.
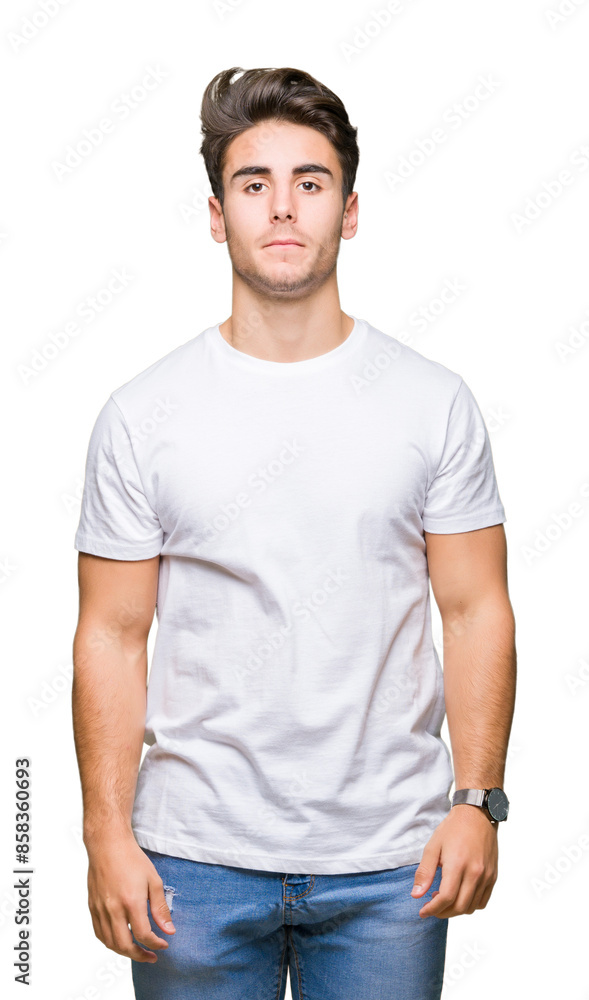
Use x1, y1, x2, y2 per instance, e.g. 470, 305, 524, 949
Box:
209, 315, 366, 374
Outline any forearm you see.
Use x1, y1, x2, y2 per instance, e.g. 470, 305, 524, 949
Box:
72, 624, 147, 847
442, 597, 516, 788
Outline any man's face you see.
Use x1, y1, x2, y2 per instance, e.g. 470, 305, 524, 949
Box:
210, 119, 355, 300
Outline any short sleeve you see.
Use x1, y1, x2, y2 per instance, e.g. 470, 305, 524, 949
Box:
74, 395, 164, 559
422, 378, 506, 533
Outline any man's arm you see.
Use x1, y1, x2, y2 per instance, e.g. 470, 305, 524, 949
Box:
412, 523, 516, 919
72, 552, 175, 962
426, 522, 516, 791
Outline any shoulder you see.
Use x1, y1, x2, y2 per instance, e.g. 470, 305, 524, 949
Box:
360, 319, 464, 403
108, 326, 213, 416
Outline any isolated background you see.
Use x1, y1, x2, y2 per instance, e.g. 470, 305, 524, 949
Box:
2, 0, 588, 997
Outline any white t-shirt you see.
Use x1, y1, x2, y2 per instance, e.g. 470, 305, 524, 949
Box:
74, 315, 506, 874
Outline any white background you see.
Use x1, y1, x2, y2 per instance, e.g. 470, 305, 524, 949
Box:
2, 0, 588, 997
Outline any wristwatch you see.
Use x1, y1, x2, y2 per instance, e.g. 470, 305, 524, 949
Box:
451, 787, 509, 825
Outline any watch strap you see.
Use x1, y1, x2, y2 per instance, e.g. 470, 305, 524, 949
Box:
452, 788, 487, 809
451, 787, 498, 825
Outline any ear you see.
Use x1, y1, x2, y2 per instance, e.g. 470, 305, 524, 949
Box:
209, 196, 227, 244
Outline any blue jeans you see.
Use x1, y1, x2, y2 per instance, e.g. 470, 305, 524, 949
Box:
131, 848, 448, 999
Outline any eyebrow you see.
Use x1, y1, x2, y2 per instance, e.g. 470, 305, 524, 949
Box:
229, 163, 334, 185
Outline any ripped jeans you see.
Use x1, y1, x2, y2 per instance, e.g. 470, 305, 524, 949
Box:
131, 848, 448, 1000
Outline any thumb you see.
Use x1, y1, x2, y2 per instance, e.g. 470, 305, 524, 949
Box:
149, 879, 176, 933
411, 851, 439, 897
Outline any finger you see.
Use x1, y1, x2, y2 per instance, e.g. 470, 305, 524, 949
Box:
91, 906, 119, 953
462, 864, 497, 914
148, 880, 176, 934
418, 869, 460, 918
90, 908, 111, 950
467, 875, 493, 913
105, 904, 160, 962
449, 871, 485, 915
411, 855, 440, 896
131, 902, 173, 952
426, 869, 487, 918
476, 878, 496, 911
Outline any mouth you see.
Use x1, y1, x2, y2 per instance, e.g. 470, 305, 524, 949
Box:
264, 241, 304, 247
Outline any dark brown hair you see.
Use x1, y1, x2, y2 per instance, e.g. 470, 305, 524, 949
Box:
199, 66, 359, 213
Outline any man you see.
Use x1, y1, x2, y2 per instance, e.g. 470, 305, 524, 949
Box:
73, 66, 516, 1000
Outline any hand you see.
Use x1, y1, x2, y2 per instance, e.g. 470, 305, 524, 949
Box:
410, 805, 499, 918
85, 831, 176, 962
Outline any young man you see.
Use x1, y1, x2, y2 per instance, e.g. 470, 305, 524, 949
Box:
73, 66, 516, 1000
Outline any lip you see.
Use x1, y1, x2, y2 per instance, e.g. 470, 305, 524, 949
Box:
265, 241, 304, 247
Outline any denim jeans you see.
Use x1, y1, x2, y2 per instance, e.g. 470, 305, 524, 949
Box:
131, 847, 448, 999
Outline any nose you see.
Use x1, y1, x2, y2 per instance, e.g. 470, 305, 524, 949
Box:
269, 185, 296, 222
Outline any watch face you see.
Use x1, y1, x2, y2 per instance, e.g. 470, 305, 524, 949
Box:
487, 787, 509, 821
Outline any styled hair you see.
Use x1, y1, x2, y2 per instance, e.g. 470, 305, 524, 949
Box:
199, 66, 359, 212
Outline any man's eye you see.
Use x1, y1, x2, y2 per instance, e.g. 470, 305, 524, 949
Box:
244, 181, 320, 193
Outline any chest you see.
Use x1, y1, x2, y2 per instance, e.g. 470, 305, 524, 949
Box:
143, 382, 433, 550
